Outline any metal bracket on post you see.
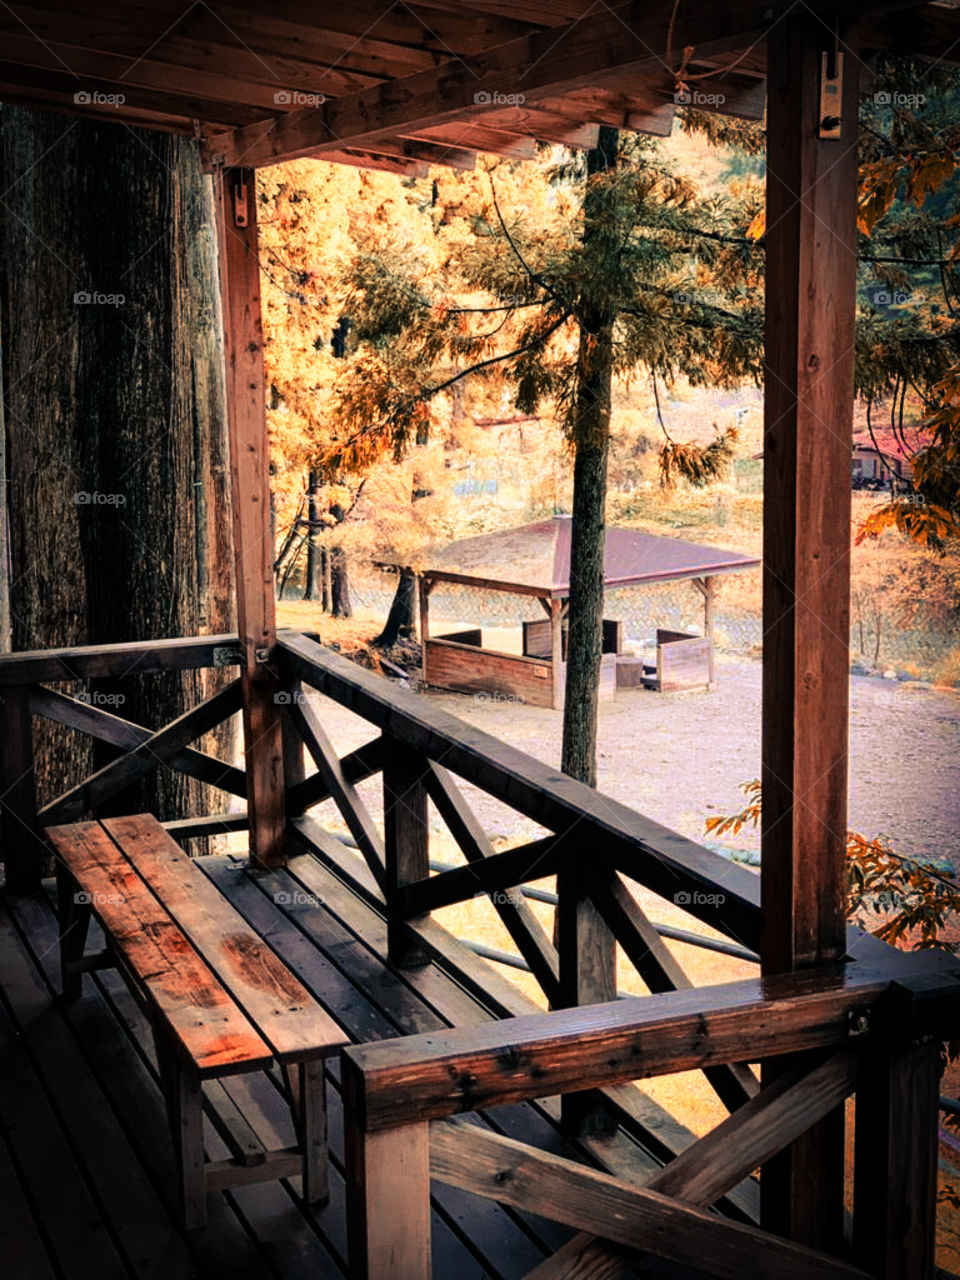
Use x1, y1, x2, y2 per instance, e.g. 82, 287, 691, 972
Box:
819, 50, 844, 138
232, 175, 249, 227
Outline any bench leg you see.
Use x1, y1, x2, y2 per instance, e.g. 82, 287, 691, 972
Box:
285, 1060, 329, 1205
56, 865, 91, 1003
155, 1030, 207, 1230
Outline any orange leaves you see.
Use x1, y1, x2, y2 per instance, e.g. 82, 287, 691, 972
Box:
855, 501, 960, 547
857, 157, 903, 235
857, 149, 958, 235
744, 210, 765, 241
906, 150, 957, 208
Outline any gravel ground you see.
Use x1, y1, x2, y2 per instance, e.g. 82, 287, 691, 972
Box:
313, 651, 960, 868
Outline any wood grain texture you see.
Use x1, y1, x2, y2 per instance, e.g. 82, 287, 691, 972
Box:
104, 814, 344, 1062
341, 965, 914, 1130
46, 820, 271, 1076
429, 1120, 870, 1280
215, 166, 287, 871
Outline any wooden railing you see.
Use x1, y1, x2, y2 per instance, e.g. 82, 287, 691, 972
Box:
2, 629, 959, 1278
341, 961, 958, 1279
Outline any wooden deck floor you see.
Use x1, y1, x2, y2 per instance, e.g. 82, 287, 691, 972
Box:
0, 847, 718, 1280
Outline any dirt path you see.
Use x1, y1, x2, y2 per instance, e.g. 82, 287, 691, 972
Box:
315, 652, 960, 867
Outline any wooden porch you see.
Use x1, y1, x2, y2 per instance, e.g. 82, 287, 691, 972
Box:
1, 631, 959, 1279
1, 1, 959, 1277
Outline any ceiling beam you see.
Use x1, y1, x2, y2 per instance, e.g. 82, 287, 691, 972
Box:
358, 139, 477, 171
400, 122, 537, 161
482, 106, 600, 149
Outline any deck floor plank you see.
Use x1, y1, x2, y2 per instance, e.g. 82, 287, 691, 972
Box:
203, 854, 553, 1275
2, 844, 727, 1280
4, 888, 299, 1280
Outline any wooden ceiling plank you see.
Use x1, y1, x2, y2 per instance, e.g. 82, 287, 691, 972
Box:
0, 28, 319, 115
0, 81, 195, 133
0, 59, 268, 127
199, 0, 780, 169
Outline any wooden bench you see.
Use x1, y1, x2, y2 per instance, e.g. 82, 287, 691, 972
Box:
46, 814, 346, 1230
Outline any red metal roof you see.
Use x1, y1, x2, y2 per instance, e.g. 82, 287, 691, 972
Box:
423, 516, 759, 596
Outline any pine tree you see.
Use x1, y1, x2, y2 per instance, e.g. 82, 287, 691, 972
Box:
325, 132, 762, 782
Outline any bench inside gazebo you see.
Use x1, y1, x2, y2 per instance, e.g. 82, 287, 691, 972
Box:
414, 516, 761, 704
1, 4, 960, 1279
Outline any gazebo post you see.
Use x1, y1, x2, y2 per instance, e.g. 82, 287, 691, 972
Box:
759, 16, 858, 1251
418, 574, 431, 685
549, 598, 564, 709
215, 166, 287, 870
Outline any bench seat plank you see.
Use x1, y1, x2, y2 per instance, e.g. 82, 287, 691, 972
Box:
46, 820, 272, 1078
103, 815, 345, 1064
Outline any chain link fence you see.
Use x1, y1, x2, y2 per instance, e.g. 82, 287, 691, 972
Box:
348, 566, 956, 679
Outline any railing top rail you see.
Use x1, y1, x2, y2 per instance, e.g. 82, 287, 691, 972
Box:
0, 628, 316, 686
343, 955, 960, 1130
279, 632, 761, 945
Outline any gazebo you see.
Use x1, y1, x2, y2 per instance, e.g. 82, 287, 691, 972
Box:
416, 517, 760, 705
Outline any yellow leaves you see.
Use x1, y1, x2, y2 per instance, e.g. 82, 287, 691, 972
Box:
744, 209, 765, 241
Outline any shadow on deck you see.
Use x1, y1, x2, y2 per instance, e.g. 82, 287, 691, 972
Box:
0, 848, 717, 1280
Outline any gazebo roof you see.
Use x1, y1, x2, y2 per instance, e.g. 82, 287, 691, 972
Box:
421, 516, 760, 598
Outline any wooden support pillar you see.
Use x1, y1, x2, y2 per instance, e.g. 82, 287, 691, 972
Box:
853, 1036, 940, 1280
344, 1052, 431, 1280
215, 166, 286, 870
418, 574, 431, 684
759, 15, 860, 1251
0, 685, 40, 892
549, 598, 564, 710
383, 738, 430, 967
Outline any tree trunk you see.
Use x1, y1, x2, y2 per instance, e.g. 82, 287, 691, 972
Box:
374, 569, 416, 647
561, 125, 619, 788
330, 546, 352, 618
304, 468, 321, 600
0, 107, 235, 827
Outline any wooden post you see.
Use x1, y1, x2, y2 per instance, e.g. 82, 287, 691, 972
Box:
383, 738, 430, 967
344, 1052, 431, 1280
549, 598, 564, 709
215, 166, 286, 870
556, 861, 616, 1135
418, 574, 431, 684
0, 685, 40, 893
759, 16, 860, 1250
853, 1037, 940, 1280
695, 576, 717, 688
